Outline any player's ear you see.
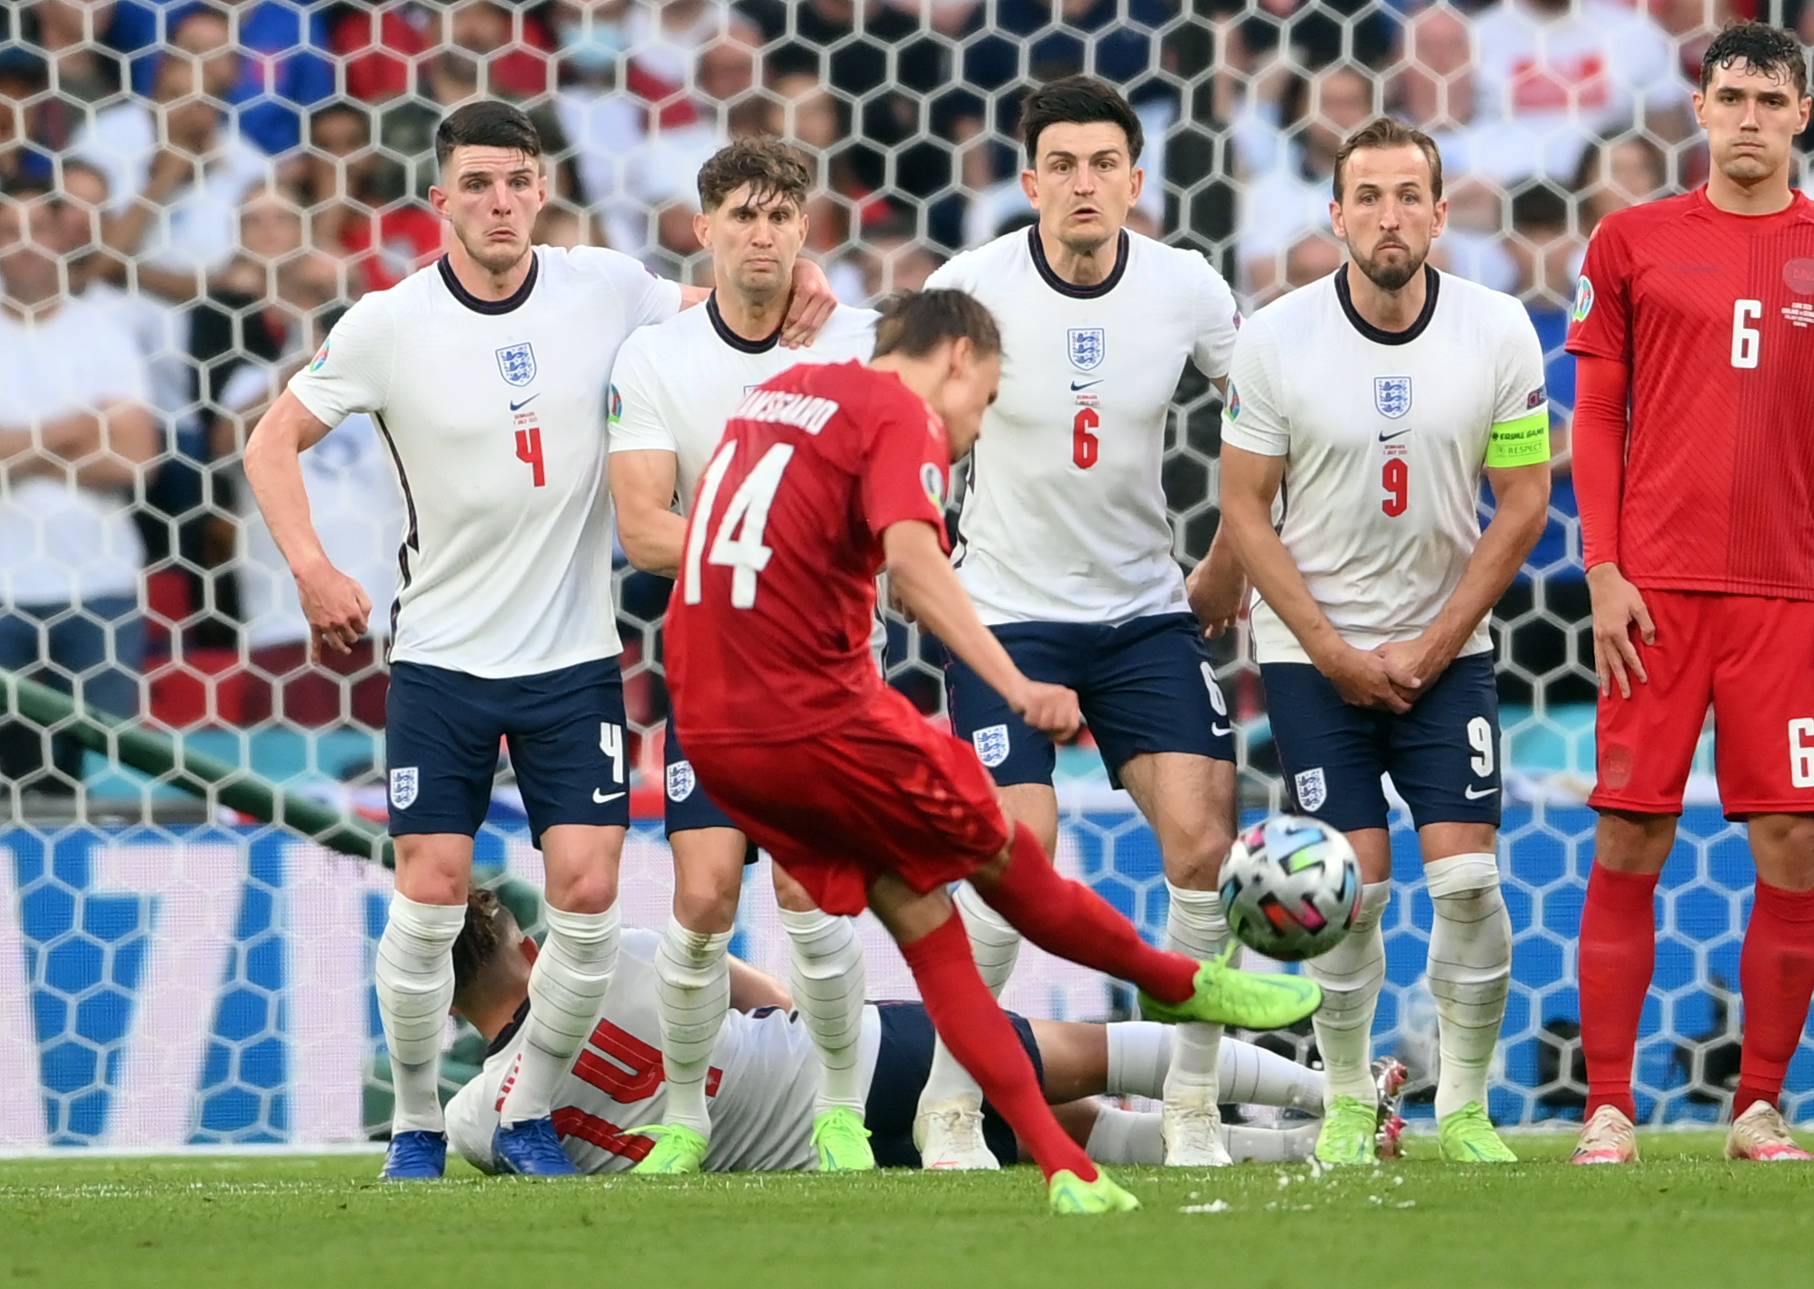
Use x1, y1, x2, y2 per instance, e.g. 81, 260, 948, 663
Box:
1328, 198, 1346, 241
1019, 165, 1039, 208
947, 335, 974, 381
519, 937, 539, 968
693, 210, 712, 252
428, 183, 449, 220
1430, 193, 1449, 239
1128, 164, 1144, 206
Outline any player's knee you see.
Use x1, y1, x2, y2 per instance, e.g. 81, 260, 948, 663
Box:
1594, 810, 1675, 874
673, 869, 741, 933
392, 838, 472, 905
547, 867, 619, 916
1750, 815, 1814, 891
1165, 826, 1234, 889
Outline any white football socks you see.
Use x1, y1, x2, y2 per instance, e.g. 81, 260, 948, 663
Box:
1304, 881, 1393, 1107
1161, 883, 1228, 1110
1425, 852, 1511, 1120
916, 882, 1020, 1110
374, 892, 466, 1135
778, 907, 867, 1115
1105, 1021, 1324, 1111
502, 901, 621, 1128
1083, 1106, 1320, 1165
653, 915, 732, 1136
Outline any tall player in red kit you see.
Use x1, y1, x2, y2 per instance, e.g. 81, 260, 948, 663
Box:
1567, 22, 1814, 1165
665, 290, 1323, 1214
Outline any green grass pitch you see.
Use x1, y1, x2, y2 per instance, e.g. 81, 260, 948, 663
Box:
5, 1133, 1811, 1289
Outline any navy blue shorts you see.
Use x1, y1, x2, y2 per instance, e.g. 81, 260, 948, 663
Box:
1261, 651, 1503, 834
663, 721, 758, 865
865, 1000, 1042, 1168
945, 612, 1235, 788
385, 658, 630, 847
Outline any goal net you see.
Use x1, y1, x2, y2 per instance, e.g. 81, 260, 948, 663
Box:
0, 0, 1803, 1151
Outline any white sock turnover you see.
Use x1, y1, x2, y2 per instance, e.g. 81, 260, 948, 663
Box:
652, 914, 731, 1137
1305, 881, 1392, 1107
375, 892, 466, 1135
1425, 852, 1511, 1120
778, 906, 867, 1116
1161, 882, 1228, 1109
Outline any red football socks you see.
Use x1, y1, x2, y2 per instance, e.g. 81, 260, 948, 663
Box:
975, 822, 1199, 1005
1735, 880, 1814, 1114
1578, 865, 1660, 1122
899, 912, 1095, 1182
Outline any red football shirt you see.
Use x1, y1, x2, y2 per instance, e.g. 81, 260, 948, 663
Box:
1566, 188, 1814, 599
667, 361, 952, 743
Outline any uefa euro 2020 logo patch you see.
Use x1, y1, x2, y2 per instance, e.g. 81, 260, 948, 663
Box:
921, 462, 945, 510
1373, 376, 1412, 420
496, 342, 537, 387
1067, 327, 1105, 372
309, 340, 329, 373
608, 384, 623, 423
1225, 381, 1241, 421
1571, 275, 1595, 323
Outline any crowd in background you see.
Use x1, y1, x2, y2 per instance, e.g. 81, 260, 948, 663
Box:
3, 0, 1812, 791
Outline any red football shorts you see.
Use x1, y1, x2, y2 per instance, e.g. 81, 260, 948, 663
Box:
1592, 589, 1814, 818
679, 686, 1012, 916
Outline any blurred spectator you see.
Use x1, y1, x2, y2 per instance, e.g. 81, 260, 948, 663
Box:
0, 183, 159, 790
21, 0, 157, 105
294, 102, 441, 292
1236, 63, 1376, 297
857, 222, 946, 299
333, 1, 557, 104
1470, 0, 1693, 183
71, 5, 270, 302
160, 0, 336, 155
1571, 133, 1671, 237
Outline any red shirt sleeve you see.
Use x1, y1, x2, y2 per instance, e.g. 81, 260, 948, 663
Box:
1572, 354, 1631, 572
1565, 218, 1632, 362
858, 380, 953, 550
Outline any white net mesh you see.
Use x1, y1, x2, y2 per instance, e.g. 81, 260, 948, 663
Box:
1, 0, 1808, 1150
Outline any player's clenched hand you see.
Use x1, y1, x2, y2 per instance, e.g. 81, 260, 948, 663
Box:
1374, 637, 1446, 706
1321, 645, 1413, 714
780, 258, 837, 348
295, 559, 372, 662
1014, 681, 1082, 740
1186, 562, 1247, 640
1587, 563, 1656, 699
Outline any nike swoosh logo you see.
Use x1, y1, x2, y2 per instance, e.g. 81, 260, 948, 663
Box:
1377, 428, 1411, 442
1464, 785, 1499, 800
510, 395, 539, 412
1070, 379, 1102, 391
1211, 724, 1232, 737
592, 789, 625, 804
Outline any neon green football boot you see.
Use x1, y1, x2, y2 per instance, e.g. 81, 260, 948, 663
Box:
1315, 1095, 1379, 1166
631, 1123, 709, 1175
812, 1107, 877, 1172
1140, 947, 1322, 1032
1047, 1168, 1142, 1216
1438, 1102, 1517, 1163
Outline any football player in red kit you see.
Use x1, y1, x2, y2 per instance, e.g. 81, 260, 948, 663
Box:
1567, 21, 1814, 1164
665, 289, 1323, 1213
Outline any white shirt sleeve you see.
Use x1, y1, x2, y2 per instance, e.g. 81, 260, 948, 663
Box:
1492, 304, 1550, 426
1218, 320, 1290, 458
923, 253, 971, 293
1187, 251, 1241, 382
286, 292, 396, 427
605, 333, 676, 455
444, 1075, 503, 1176
578, 246, 684, 330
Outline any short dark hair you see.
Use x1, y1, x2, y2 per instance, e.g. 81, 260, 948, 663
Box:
1333, 116, 1445, 202
450, 887, 518, 1001
434, 101, 542, 172
1021, 75, 1144, 165
873, 289, 1002, 361
696, 137, 813, 213
1700, 21, 1809, 98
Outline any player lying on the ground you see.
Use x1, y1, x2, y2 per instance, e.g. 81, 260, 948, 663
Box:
445, 889, 1361, 1173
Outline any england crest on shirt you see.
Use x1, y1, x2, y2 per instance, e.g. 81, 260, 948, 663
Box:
1293, 767, 1327, 812
1373, 376, 1412, 419
973, 724, 1011, 768
1067, 327, 1105, 372
390, 766, 420, 810
496, 342, 537, 387
666, 760, 697, 802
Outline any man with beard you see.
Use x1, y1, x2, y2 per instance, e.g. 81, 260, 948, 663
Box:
1200, 117, 1551, 1166
245, 102, 833, 1180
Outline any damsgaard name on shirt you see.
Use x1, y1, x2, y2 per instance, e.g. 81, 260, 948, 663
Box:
732, 389, 842, 436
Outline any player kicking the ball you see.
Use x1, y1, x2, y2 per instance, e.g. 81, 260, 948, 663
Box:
1203, 117, 1550, 1165
917, 75, 1248, 1169
607, 139, 880, 1172
665, 289, 1322, 1216
1568, 22, 1814, 1166
443, 888, 1337, 1174
247, 102, 833, 1180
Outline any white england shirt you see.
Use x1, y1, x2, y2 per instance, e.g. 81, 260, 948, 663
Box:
1221, 266, 1550, 666
606, 296, 877, 512
928, 226, 1239, 625
445, 929, 885, 1174
286, 247, 681, 677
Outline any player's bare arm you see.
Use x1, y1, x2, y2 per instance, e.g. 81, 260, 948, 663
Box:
1571, 353, 1656, 699
727, 954, 793, 1012
1376, 459, 1549, 698
609, 449, 686, 578
1219, 442, 1410, 713
883, 519, 1082, 739
244, 388, 372, 661
1185, 523, 1247, 640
